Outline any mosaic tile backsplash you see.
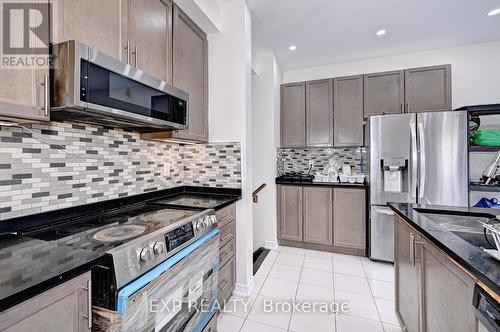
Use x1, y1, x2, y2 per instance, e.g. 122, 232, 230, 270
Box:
277, 147, 366, 175
0, 121, 241, 220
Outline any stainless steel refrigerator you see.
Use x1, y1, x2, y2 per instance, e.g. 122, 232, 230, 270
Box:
369, 111, 469, 262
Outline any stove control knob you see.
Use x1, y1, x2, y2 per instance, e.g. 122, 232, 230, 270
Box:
203, 216, 211, 226
139, 247, 153, 263
210, 215, 217, 225
196, 219, 205, 231
153, 242, 165, 255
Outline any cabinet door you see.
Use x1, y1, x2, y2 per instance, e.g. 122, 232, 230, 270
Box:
53, 0, 124, 60
364, 70, 404, 117
417, 239, 478, 332
0, 0, 50, 122
394, 216, 420, 332
281, 82, 306, 147
303, 187, 333, 245
278, 185, 303, 242
306, 79, 333, 147
333, 75, 364, 147
0, 272, 91, 332
129, 0, 172, 83
171, 5, 208, 142
404, 65, 451, 113
333, 188, 366, 249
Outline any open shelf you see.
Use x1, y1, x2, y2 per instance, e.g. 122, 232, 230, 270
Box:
469, 146, 500, 152
470, 183, 500, 192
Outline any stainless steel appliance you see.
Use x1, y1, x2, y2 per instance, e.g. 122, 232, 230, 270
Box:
369, 111, 468, 262
482, 151, 500, 185
24, 204, 218, 331
51, 40, 189, 132
473, 285, 500, 332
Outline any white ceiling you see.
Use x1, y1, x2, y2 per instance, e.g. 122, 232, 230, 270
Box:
247, 0, 500, 70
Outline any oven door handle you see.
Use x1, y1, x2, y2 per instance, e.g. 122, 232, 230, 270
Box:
116, 228, 220, 314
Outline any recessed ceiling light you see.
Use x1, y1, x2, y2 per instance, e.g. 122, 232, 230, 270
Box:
488, 8, 500, 16
289, 45, 297, 51
376, 29, 387, 36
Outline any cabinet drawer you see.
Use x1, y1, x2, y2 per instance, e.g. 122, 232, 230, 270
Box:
202, 313, 218, 332
216, 204, 236, 228
218, 257, 236, 307
219, 221, 235, 248
219, 238, 235, 266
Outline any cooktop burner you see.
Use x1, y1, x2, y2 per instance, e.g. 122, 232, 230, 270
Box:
92, 224, 148, 243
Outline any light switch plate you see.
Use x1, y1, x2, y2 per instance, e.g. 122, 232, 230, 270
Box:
163, 163, 171, 177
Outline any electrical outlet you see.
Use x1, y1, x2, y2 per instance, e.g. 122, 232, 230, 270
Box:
308, 161, 314, 168
163, 163, 171, 177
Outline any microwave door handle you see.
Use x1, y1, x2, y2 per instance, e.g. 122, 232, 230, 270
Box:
410, 116, 418, 201
418, 120, 426, 201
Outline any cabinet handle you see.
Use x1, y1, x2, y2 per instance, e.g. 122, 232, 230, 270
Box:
219, 279, 231, 291
82, 280, 92, 329
132, 46, 138, 67
409, 233, 415, 265
219, 250, 230, 262
41, 75, 49, 116
401, 102, 404, 113
125, 41, 130, 64
406, 102, 410, 113
220, 232, 232, 243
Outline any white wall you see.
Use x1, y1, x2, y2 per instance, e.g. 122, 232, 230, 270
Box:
251, 52, 282, 251
208, 0, 255, 295
283, 41, 500, 108
174, 0, 222, 33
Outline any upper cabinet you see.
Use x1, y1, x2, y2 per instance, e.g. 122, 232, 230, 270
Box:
0, 0, 50, 123
364, 70, 404, 117
52, 0, 124, 60
306, 79, 333, 147
333, 75, 364, 147
281, 82, 306, 148
169, 5, 209, 142
53, 0, 172, 83
128, 0, 173, 83
405, 64, 451, 113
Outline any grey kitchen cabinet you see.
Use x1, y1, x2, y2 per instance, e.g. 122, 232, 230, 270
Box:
0, 1, 50, 123
363, 70, 405, 117
0, 271, 91, 332
332, 188, 366, 250
306, 79, 333, 147
128, 0, 173, 83
395, 217, 420, 332
52, 0, 124, 61
281, 82, 306, 148
417, 235, 478, 332
216, 203, 236, 309
395, 215, 479, 332
278, 185, 303, 242
404, 64, 452, 113
303, 187, 333, 245
333, 75, 364, 147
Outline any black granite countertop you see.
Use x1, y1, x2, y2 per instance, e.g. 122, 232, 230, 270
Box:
276, 177, 368, 188
388, 202, 500, 294
0, 185, 241, 312
0, 234, 103, 311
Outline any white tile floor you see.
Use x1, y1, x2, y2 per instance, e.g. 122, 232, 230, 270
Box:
217, 246, 402, 332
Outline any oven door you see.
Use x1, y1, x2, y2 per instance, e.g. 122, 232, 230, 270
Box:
94, 229, 219, 332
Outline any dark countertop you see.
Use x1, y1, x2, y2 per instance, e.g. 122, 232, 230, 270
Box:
0, 185, 241, 312
0, 234, 103, 311
276, 176, 368, 188
388, 202, 500, 294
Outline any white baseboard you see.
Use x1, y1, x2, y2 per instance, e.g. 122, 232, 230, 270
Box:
233, 276, 255, 297
264, 239, 279, 251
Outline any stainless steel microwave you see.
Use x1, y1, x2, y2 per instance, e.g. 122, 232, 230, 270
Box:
51, 40, 188, 132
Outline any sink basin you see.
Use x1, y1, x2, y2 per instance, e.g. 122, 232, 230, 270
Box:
418, 211, 497, 250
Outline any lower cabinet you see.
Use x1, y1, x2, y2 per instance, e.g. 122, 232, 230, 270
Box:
0, 271, 92, 332
277, 185, 367, 254
216, 203, 236, 309
395, 215, 478, 332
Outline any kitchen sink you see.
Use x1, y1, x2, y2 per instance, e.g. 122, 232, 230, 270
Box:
417, 211, 497, 250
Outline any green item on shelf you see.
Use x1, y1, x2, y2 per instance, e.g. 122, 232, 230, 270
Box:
469, 130, 500, 147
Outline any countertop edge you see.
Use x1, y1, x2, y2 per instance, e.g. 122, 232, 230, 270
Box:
276, 178, 368, 188
0, 254, 104, 313
388, 203, 500, 295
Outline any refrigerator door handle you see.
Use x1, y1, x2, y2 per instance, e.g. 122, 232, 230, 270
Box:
410, 116, 418, 200
374, 208, 394, 216
418, 120, 426, 200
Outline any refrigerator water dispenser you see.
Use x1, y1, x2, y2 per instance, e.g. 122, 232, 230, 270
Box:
381, 159, 407, 192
